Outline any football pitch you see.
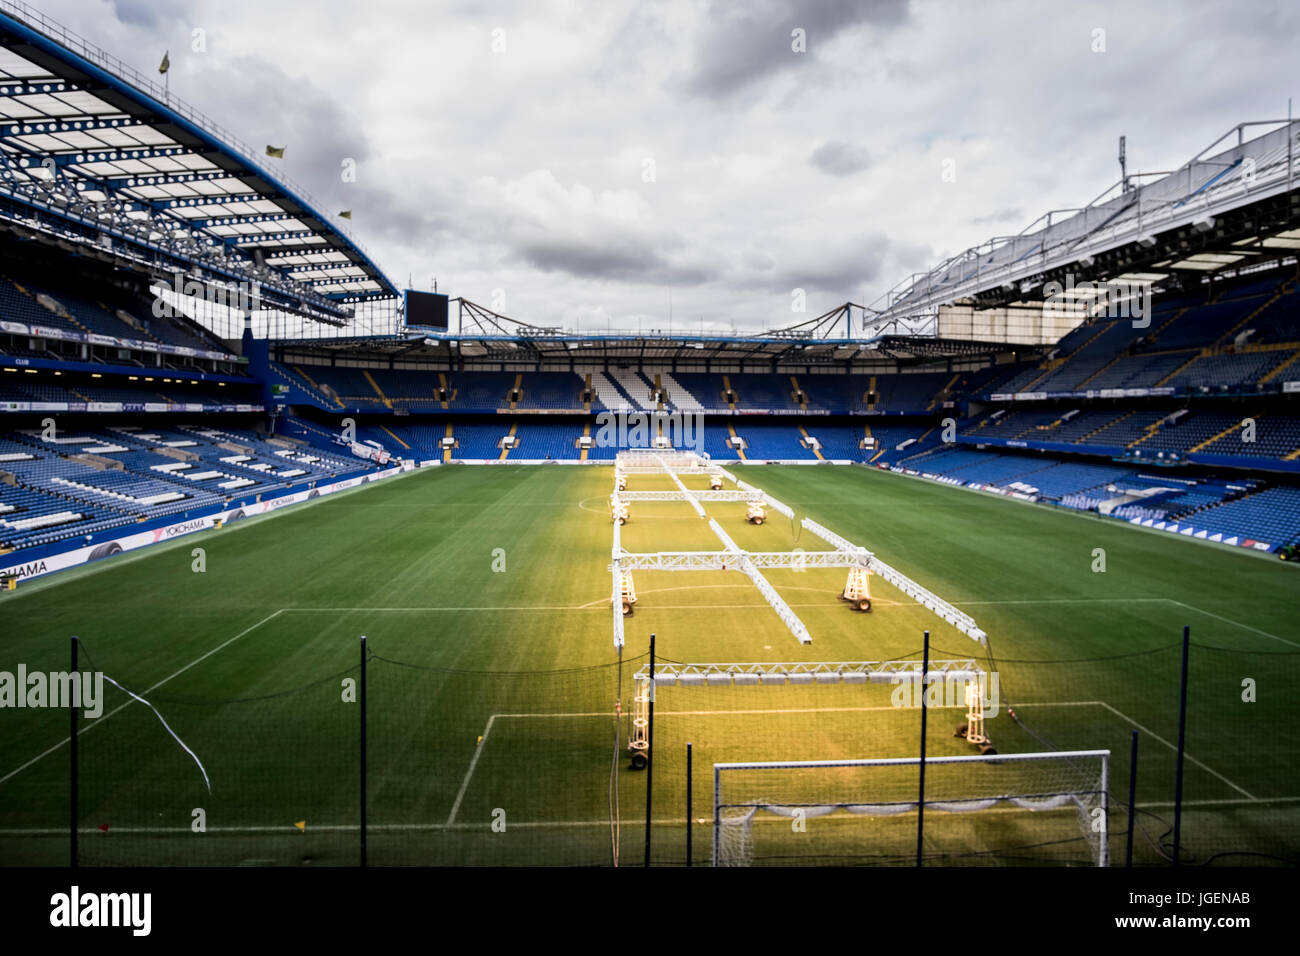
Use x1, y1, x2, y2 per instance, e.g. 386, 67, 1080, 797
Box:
1, 463, 1297, 866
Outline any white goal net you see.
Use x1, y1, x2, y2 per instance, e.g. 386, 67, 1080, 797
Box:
714, 750, 1110, 867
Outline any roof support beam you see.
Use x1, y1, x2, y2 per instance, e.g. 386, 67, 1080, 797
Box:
104, 169, 247, 189
1, 116, 165, 136
12, 145, 210, 166
185, 211, 299, 229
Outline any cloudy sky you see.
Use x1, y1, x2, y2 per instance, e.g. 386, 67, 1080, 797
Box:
33, 0, 1300, 332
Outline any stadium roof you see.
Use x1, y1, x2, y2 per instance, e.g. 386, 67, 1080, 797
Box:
274, 297, 1027, 365
0, 1, 398, 324
869, 118, 1300, 332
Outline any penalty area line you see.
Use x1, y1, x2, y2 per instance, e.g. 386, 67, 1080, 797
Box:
445, 701, 1016, 829
1015, 700, 1256, 801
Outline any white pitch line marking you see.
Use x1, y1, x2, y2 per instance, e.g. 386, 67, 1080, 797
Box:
446, 715, 497, 827
0, 608, 286, 787
273, 597, 1300, 651
1089, 700, 1255, 800
1001, 698, 1255, 801
1165, 600, 1300, 649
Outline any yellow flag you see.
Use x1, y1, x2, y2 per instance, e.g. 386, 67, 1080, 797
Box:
158, 51, 170, 75
293, 820, 306, 831
338, 210, 352, 220
266, 145, 286, 158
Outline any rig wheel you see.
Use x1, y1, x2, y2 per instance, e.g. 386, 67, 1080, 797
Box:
857, 598, 872, 612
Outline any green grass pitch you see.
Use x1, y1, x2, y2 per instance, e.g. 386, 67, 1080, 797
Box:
1, 463, 1297, 866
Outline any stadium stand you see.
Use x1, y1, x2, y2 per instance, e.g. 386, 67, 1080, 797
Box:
4, 249, 1300, 557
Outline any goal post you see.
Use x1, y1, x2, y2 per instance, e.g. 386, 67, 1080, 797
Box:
713, 750, 1111, 867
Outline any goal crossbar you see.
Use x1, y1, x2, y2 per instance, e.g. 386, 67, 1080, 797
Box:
632, 659, 984, 685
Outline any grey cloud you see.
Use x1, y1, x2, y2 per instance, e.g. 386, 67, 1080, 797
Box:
742, 232, 895, 296
514, 234, 711, 286
107, 0, 173, 29
810, 140, 871, 176
183, 55, 376, 213
686, 0, 910, 98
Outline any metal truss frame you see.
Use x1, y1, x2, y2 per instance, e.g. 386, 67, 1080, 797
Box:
608, 450, 989, 649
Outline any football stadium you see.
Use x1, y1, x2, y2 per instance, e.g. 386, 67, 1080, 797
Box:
0, 0, 1298, 885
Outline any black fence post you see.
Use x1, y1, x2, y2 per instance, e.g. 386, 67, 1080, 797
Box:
360, 634, 367, 868
685, 741, 693, 867
644, 633, 655, 868
70, 635, 78, 869
917, 629, 929, 868
1172, 625, 1190, 866
1126, 729, 1139, 867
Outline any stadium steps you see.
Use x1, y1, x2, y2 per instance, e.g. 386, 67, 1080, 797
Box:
658, 371, 702, 412
508, 373, 523, 410
1285, 445, 1300, 462
1022, 321, 1117, 392
498, 422, 518, 460
798, 423, 824, 460
1258, 347, 1300, 384
291, 365, 343, 408
1155, 349, 1210, 387
112, 302, 168, 347
1082, 410, 1133, 442
1015, 414, 1067, 439
1189, 416, 1255, 454
865, 375, 876, 411
605, 368, 653, 409
361, 370, 392, 409
284, 416, 335, 445
379, 425, 409, 450
579, 422, 590, 461
1144, 305, 1192, 346
443, 423, 454, 463
721, 374, 737, 411
1017, 355, 1068, 393
636, 371, 658, 408
790, 375, 807, 411
591, 370, 639, 409
437, 373, 452, 409
1074, 349, 1128, 390
726, 421, 746, 460
1214, 279, 1295, 345
22, 284, 92, 335
926, 373, 960, 411
1127, 418, 1166, 449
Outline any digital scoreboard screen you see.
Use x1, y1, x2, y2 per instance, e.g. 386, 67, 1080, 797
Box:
405, 290, 449, 330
